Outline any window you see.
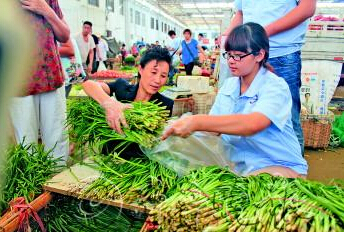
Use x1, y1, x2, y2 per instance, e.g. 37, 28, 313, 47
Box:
156, 19, 159, 30
164, 23, 167, 33
142, 13, 146, 27
135, 11, 140, 25
130, 8, 133, 23
88, 0, 99, 7
161, 22, 164, 32
168, 25, 170, 31
119, 0, 124, 15
151, 17, 154, 29
106, 0, 114, 12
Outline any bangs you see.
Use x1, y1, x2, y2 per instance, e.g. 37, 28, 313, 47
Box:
225, 26, 252, 53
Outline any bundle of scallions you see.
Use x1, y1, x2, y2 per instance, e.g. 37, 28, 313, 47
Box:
67, 98, 170, 152
149, 167, 344, 232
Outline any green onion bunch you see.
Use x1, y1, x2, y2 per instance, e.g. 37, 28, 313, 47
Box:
80, 155, 178, 204
67, 98, 170, 152
31, 194, 144, 232
0, 142, 62, 212
149, 167, 344, 232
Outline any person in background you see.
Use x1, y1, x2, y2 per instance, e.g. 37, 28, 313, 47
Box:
59, 38, 86, 98
162, 23, 308, 178
131, 43, 139, 57
11, 0, 70, 162
82, 47, 173, 159
74, 21, 95, 73
88, 28, 100, 74
167, 30, 181, 85
222, 0, 316, 155
181, 29, 205, 75
198, 33, 205, 47
120, 44, 127, 65
97, 35, 109, 68
302, 93, 314, 114
155, 41, 160, 47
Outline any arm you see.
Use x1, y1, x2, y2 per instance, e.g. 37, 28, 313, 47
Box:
96, 45, 102, 61
82, 80, 131, 133
87, 49, 94, 73
197, 44, 206, 56
264, 0, 316, 37
162, 113, 271, 139
222, 10, 243, 36
21, 0, 70, 42
58, 39, 74, 57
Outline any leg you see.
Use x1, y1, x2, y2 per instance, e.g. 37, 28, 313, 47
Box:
39, 87, 69, 163
9, 95, 39, 145
268, 51, 304, 155
185, 62, 194, 75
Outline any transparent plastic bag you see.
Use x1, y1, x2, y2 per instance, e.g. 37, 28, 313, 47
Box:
140, 132, 233, 177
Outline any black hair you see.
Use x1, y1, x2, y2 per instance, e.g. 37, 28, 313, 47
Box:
305, 93, 311, 97
225, 22, 270, 69
168, 30, 176, 36
198, 33, 204, 37
83, 21, 92, 27
138, 47, 171, 79
183, 29, 192, 35
122, 44, 125, 47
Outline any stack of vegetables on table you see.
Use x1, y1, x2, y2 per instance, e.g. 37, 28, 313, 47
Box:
0, 142, 61, 213
30, 195, 145, 232
89, 70, 134, 79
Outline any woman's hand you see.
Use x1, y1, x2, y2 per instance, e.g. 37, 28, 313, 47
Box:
161, 115, 196, 140
101, 98, 132, 134
21, 0, 50, 16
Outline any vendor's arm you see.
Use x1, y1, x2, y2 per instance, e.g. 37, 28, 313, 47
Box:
264, 0, 316, 37
162, 113, 270, 139
82, 80, 131, 133
21, 0, 70, 42
222, 10, 243, 37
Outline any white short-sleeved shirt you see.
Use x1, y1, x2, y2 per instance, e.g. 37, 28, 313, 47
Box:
74, 33, 96, 63
234, 0, 308, 58
210, 67, 308, 175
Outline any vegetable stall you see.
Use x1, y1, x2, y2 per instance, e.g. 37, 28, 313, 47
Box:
1, 99, 344, 232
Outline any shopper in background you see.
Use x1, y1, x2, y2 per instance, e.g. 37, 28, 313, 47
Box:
222, 0, 316, 155
11, 0, 70, 162
131, 43, 139, 57
181, 29, 205, 75
75, 21, 95, 73
97, 35, 109, 69
59, 38, 86, 97
167, 30, 181, 85
88, 29, 100, 73
120, 44, 127, 65
162, 23, 308, 178
198, 33, 205, 48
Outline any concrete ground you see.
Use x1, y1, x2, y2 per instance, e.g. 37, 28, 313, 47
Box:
305, 147, 344, 184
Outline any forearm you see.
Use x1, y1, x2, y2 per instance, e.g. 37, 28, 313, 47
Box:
265, 0, 316, 36
58, 46, 74, 57
43, 7, 69, 42
192, 113, 269, 136
82, 80, 112, 105
222, 11, 243, 36
89, 50, 94, 66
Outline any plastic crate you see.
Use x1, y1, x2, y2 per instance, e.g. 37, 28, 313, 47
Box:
172, 97, 193, 117
192, 92, 216, 115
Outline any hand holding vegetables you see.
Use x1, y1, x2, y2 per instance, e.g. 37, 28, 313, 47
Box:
100, 98, 132, 134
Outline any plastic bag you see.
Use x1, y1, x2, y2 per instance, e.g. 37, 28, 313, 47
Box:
140, 132, 232, 177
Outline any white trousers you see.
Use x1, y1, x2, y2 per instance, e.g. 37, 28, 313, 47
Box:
10, 86, 69, 163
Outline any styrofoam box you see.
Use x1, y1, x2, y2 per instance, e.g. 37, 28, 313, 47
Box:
177, 75, 210, 94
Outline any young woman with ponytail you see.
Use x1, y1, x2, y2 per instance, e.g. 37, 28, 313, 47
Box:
162, 22, 308, 178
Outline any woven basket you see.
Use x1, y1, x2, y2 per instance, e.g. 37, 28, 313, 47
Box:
301, 113, 334, 148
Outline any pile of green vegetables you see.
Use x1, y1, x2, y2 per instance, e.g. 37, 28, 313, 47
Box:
331, 113, 344, 147
30, 195, 144, 232
0, 142, 62, 213
80, 154, 178, 204
67, 98, 170, 152
149, 166, 344, 232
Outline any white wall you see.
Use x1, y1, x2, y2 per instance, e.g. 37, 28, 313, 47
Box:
58, 0, 184, 46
